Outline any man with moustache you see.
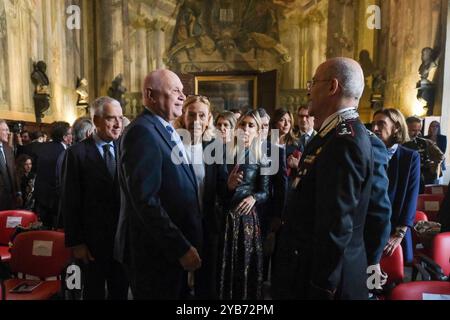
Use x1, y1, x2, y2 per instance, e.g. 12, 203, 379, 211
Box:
61, 97, 128, 300
114, 69, 202, 299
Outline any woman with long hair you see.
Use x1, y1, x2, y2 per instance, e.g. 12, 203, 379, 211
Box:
270, 108, 300, 178
15, 154, 36, 210
425, 120, 447, 182
372, 108, 420, 263
219, 109, 269, 300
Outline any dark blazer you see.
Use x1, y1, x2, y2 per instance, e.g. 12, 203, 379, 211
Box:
0, 143, 19, 211
364, 132, 392, 266
34, 141, 65, 210
387, 145, 421, 263
195, 140, 227, 299
273, 117, 373, 300
61, 137, 120, 261
114, 109, 202, 299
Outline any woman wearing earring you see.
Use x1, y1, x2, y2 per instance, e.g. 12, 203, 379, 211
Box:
372, 108, 421, 263
175, 95, 227, 299
219, 110, 270, 300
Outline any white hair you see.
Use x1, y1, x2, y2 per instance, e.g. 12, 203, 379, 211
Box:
90, 96, 120, 119
324, 58, 365, 100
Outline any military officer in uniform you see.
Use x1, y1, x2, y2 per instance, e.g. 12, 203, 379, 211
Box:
272, 57, 374, 300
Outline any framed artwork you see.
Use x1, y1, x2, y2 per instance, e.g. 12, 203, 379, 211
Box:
194, 75, 257, 113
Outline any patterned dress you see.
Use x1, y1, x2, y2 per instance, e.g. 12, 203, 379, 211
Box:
219, 150, 269, 300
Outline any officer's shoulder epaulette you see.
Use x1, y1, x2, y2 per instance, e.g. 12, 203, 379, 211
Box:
336, 120, 355, 138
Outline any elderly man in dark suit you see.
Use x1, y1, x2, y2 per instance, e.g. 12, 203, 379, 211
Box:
115, 69, 202, 300
0, 120, 21, 211
61, 97, 128, 300
34, 121, 72, 228
273, 58, 374, 300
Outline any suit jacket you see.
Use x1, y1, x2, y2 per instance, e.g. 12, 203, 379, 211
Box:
61, 137, 120, 261
364, 132, 392, 266
387, 145, 421, 263
114, 109, 202, 269
274, 115, 373, 300
34, 141, 65, 210
0, 143, 19, 211
201, 140, 227, 235
298, 131, 317, 153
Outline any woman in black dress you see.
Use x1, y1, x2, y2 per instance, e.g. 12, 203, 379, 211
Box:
219, 109, 270, 300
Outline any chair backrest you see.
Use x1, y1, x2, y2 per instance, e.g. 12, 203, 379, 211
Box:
414, 211, 429, 224
416, 194, 445, 221
9, 231, 71, 279
424, 185, 449, 195
430, 232, 450, 276
0, 211, 38, 245
389, 281, 450, 300
380, 246, 404, 285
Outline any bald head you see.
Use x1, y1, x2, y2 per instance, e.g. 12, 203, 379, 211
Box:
308, 57, 365, 130
142, 69, 186, 121
319, 57, 365, 101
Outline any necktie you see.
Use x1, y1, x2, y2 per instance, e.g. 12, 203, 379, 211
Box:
102, 144, 116, 178
0, 145, 12, 191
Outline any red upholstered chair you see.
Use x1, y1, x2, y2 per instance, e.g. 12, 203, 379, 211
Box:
413, 232, 450, 282
380, 246, 404, 286
0, 211, 38, 262
372, 246, 404, 299
416, 194, 445, 222
424, 185, 448, 195
389, 281, 450, 300
1, 231, 71, 300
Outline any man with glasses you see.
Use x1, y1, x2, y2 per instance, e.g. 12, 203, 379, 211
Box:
296, 104, 316, 152
273, 58, 374, 300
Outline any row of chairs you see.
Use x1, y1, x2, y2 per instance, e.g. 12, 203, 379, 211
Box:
0, 210, 71, 300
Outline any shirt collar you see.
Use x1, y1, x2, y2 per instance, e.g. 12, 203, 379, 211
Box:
387, 144, 399, 160
93, 133, 113, 148
60, 142, 68, 150
319, 107, 356, 133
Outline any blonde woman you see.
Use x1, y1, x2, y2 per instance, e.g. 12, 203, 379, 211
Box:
175, 95, 226, 299
219, 109, 269, 300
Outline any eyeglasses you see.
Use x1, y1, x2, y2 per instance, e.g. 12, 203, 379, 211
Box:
306, 79, 334, 91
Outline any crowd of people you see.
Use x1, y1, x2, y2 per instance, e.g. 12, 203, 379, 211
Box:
0, 57, 449, 300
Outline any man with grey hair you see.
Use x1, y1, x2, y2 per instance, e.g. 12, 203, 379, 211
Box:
0, 120, 21, 211
273, 57, 374, 300
72, 116, 95, 144
61, 96, 128, 299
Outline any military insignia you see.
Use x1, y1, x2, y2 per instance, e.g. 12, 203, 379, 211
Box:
337, 122, 354, 137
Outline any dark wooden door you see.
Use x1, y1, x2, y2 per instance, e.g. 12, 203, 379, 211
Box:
177, 73, 195, 96
257, 70, 277, 116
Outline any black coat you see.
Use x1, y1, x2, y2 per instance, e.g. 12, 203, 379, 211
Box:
273, 116, 373, 300
61, 137, 120, 261
34, 141, 65, 210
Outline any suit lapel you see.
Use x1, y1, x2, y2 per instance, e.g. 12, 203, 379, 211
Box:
144, 110, 198, 189
388, 147, 400, 204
